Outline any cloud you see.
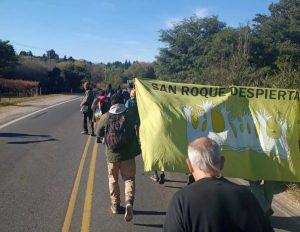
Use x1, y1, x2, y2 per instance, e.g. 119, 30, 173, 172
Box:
165, 17, 182, 29
195, 8, 209, 18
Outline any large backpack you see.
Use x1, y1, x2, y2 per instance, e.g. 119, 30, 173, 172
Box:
105, 112, 128, 152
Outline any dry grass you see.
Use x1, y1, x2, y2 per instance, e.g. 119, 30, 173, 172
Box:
287, 183, 300, 197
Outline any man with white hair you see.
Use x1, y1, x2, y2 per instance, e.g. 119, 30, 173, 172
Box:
164, 137, 274, 232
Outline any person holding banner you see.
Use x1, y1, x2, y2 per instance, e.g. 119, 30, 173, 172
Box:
249, 180, 286, 216
164, 137, 274, 232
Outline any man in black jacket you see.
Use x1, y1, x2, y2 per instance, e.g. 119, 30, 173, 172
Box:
164, 137, 274, 232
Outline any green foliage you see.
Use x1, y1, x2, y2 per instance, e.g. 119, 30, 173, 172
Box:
47, 49, 59, 60
156, 16, 226, 78
123, 62, 155, 80
155, 0, 300, 89
0, 40, 18, 74
56, 60, 91, 91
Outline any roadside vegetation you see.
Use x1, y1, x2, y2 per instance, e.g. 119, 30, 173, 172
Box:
0, 0, 299, 193
0, 94, 64, 107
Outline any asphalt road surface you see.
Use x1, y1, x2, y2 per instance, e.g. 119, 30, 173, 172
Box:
0, 97, 299, 232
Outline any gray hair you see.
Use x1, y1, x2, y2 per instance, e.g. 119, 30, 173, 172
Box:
188, 137, 221, 176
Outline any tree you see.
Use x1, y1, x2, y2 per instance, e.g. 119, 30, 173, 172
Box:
251, 0, 300, 70
155, 16, 226, 82
0, 40, 18, 74
19, 50, 33, 56
47, 49, 59, 60
123, 62, 155, 80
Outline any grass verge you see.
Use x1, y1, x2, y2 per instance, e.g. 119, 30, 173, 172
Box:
287, 183, 300, 203
0, 94, 64, 107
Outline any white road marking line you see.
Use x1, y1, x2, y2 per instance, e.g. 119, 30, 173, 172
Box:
0, 97, 81, 130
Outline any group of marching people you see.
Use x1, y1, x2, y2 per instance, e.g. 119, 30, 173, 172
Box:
80, 81, 139, 222
80, 81, 277, 231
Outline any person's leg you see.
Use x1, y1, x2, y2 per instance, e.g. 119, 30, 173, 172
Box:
249, 180, 270, 212
159, 171, 165, 184
88, 111, 95, 135
107, 162, 121, 214
82, 113, 88, 134
150, 170, 159, 182
120, 158, 136, 221
263, 180, 281, 215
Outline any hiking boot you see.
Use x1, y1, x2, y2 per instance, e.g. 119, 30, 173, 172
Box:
124, 204, 133, 222
111, 204, 120, 214
81, 131, 88, 135
159, 173, 165, 184
150, 174, 159, 182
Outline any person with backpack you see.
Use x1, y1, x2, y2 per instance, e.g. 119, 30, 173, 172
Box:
125, 89, 137, 110
96, 92, 141, 222
80, 82, 95, 135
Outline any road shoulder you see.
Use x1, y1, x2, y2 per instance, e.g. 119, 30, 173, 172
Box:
0, 94, 80, 127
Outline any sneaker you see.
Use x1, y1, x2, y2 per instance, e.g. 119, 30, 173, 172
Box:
150, 174, 159, 182
111, 204, 120, 214
81, 131, 88, 135
159, 173, 165, 184
124, 204, 133, 222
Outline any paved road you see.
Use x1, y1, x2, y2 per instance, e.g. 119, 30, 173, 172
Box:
0, 97, 299, 231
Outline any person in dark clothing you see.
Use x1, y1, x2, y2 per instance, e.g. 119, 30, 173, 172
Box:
105, 83, 114, 99
98, 89, 111, 114
164, 137, 274, 232
80, 82, 95, 135
122, 89, 130, 103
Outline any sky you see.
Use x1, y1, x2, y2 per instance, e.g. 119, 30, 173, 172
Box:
0, 0, 278, 64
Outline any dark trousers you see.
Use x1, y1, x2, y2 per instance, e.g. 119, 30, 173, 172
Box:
83, 110, 94, 133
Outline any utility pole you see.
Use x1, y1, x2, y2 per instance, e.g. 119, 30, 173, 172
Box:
105, 65, 107, 83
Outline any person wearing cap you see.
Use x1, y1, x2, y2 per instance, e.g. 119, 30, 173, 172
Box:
96, 92, 141, 222
164, 137, 274, 232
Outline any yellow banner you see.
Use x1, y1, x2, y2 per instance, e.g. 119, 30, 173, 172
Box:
135, 78, 300, 182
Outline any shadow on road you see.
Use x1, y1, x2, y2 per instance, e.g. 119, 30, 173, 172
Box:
7, 138, 58, 144
164, 179, 187, 184
0, 132, 50, 138
133, 210, 166, 216
271, 216, 300, 232
164, 185, 183, 189
0, 132, 58, 144
30, 112, 48, 119
133, 223, 163, 228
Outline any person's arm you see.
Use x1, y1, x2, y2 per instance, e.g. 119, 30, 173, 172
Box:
91, 98, 100, 110
164, 193, 185, 232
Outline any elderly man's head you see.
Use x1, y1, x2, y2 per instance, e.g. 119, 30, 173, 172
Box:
187, 137, 224, 179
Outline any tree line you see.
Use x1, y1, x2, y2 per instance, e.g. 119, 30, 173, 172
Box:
155, 0, 299, 89
0, 0, 299, 96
